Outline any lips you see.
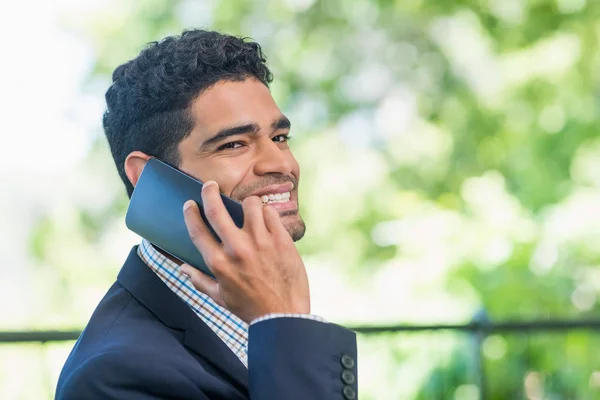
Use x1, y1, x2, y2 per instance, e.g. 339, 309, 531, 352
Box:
247, 182, 297, 213
260, 191, 291, 204
250, 182, 294, 198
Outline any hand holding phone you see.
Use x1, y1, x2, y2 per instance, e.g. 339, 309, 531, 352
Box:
126, 158, 310, 323
125, 158, 244, 279
180, 181, 310, 323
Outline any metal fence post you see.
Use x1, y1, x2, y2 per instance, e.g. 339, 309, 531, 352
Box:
472, 309, 491, 400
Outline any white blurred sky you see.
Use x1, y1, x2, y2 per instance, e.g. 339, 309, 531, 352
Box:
0, 0, 110, 175
0, 0, 118, 300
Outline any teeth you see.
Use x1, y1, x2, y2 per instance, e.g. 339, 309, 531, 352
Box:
260, 192, 291, 204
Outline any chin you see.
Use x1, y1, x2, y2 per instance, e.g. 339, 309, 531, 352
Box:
290, 224, 306, 242
281, 214, 306, 242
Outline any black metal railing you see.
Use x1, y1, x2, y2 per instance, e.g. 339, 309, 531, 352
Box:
350, 317, 600, 399
3, 317, 600, 399
0, 330, 81, 343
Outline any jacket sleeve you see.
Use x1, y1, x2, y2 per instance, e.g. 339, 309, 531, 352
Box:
55, 350, 210, 400
248, 317, 358, 400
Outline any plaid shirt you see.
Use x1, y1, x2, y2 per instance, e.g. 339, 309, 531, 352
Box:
137, 239, 324, 368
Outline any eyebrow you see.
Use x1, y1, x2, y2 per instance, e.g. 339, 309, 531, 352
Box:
272, 115, 291, 131
200, 115, 291, 150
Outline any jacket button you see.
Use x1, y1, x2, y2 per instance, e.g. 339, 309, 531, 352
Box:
343, 385, 356, 399
342, 369, 355, 385
341, 354, 355, 369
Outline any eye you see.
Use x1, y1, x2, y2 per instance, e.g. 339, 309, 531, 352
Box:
273, 134, 292, 143
217, 141, 244, 151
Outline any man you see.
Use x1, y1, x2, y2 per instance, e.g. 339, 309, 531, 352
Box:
56, 29, 358, 399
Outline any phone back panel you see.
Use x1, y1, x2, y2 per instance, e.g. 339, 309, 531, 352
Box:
125, 158, 244, 278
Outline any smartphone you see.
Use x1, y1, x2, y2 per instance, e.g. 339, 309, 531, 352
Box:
125, 158, 244, 279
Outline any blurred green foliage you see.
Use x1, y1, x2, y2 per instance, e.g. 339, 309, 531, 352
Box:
14, 0, 600, 398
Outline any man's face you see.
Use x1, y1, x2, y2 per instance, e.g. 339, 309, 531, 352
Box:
177, 78, 305, 241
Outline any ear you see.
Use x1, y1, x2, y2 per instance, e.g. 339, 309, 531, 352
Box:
124, 151, 152, 189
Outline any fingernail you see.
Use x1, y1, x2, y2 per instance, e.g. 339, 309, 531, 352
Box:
202, 181, 217, 191
183, 200, 195, 211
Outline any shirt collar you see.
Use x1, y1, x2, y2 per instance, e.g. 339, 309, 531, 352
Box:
137, 239, 249, 367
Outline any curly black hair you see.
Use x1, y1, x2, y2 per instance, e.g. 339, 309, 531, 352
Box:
103, 29, 274, 197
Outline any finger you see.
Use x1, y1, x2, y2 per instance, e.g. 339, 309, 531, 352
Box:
263, 204, 289, 237
242, 196, 268, 237
180, 264, 226, 308
201, 181, 241, 244
183, 199, 222, 259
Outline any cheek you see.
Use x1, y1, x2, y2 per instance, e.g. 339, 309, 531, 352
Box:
177, 141, 252, 196
200, 156, 254, 197
210, 165, 249, 196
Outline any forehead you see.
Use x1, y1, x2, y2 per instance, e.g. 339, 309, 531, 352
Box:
190, 78, 281, 133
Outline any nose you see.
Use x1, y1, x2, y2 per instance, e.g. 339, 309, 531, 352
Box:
253, 137, 295, 177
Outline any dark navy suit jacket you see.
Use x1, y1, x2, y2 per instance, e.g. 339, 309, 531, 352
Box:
56, 247, 358, 399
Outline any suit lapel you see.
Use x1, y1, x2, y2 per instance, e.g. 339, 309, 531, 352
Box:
117, 247, 249, 390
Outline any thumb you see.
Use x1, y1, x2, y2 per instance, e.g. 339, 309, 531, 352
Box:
180, 264, 226, 308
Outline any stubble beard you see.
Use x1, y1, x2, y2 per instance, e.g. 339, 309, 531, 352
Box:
280, 210, 306, 242
230, 177, 306, 242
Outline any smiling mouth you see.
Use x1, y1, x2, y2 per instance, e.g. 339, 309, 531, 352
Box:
260, 191, 291, 205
